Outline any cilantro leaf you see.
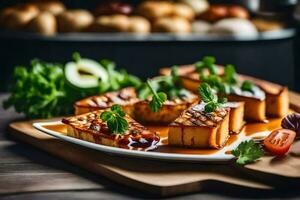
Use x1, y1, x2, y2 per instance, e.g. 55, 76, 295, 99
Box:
100, 104, 128, 134
241, 80, 254, 93
198, 83, 226, 113
232, 140, 264, 165
147, 80, 167, 112
195, 56, 218, 76
223, 64, 237, 85
198, 83, 217, 103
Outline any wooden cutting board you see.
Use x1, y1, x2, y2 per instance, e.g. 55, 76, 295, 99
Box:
9, 117, 300, 196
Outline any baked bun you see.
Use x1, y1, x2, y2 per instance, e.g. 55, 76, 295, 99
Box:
128, 16, 151, 33
252, 18, 284, 32
199, 4, 249, 22
3, 4, 39, 30
57, 9, 94, 32
26, 11, 57, 36
95, 1, 133, 16
172, 3, 195, 21
34, 1, 65, 15
89, 14, 130, 32
179, 0, 209, 15
137, 1, 174, 20
89, 15, 151, 33
192, 20, 211, 33
210, 18, 257, 36
152, 16, 191, 33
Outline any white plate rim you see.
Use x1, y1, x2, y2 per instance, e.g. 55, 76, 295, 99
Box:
33, 121, 266, 162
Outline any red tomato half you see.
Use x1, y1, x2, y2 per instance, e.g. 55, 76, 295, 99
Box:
264, 129, 296, 156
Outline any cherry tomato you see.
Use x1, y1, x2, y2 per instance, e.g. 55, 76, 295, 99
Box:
263, 128, 296, 156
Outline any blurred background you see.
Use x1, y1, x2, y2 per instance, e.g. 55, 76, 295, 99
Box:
0, 0, 299, 91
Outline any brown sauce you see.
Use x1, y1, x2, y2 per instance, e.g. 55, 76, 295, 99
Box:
43, 124, 67, 134
244, 117, 282, 136
42, 117, 283, 155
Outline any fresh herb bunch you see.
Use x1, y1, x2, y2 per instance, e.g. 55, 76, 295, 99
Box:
3, 53, 142, 119
147, 80, 167, 112
3, 60, 75, 118
100, 104, 129, 134
198, 83, 227, 113
232, 140, 264, 165
137, 66, 189, 112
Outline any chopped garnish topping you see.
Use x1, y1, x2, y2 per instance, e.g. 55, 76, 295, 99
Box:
100, 104, 128, 134
198, 83, 227, 113
232, 140, 264, 165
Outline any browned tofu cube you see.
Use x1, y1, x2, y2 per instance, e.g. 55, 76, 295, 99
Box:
168, 103, 230, 149
74, 87, 139, 117
224, 102, 245, 134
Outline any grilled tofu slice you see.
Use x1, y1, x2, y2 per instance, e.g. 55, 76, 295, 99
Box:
134, 92, 199, 124
74, 87, 139, 116
62, 111, 160, 150
168, 103, 230, 149
224, 102, 245, 134
160, 65, 267, 122
238, 74, 289, 118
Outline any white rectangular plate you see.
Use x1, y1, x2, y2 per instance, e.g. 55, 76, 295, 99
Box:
33, 121, 270, 162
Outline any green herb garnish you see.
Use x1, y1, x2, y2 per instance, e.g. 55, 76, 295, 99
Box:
100, 104, 128, 134
147, 80, 167, 112
232, 140, 264, 165
241, 80, 254, 93
198, 83, 227, 113
223, 64, 238, 85
195, 56, 218, 76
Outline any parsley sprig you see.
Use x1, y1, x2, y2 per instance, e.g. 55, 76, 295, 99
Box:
147, 80, 167, 112
232, 140, 264, 165
241, 80, 254, 93
100, 104, 128, 134
137, 66, 188, 112
198, 83, 227, 113
196, 56, 238, 94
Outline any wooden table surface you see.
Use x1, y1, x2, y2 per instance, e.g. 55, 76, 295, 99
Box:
1, 93, 300, 200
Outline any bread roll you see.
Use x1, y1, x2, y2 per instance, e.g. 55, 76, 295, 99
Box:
128, 16, 151, 33
172, 3, 195, 21
152, 16, 191, 33
27, 11, 57, 36
89, 15, 130, 32
179, 0, 209, 15
199, 4, 249, 22
137, 1, 174, 20
210, 18, 257, 36
4, 4, 39, 30
192, 20, 211, 33
57, 9, 94, 32
35, 1, 65, 15
252, 18, 284, 32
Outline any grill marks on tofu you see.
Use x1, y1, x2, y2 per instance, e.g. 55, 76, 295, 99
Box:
75, 87, 139, 115
62, 111, 160, 151
168, 103, 230, 149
